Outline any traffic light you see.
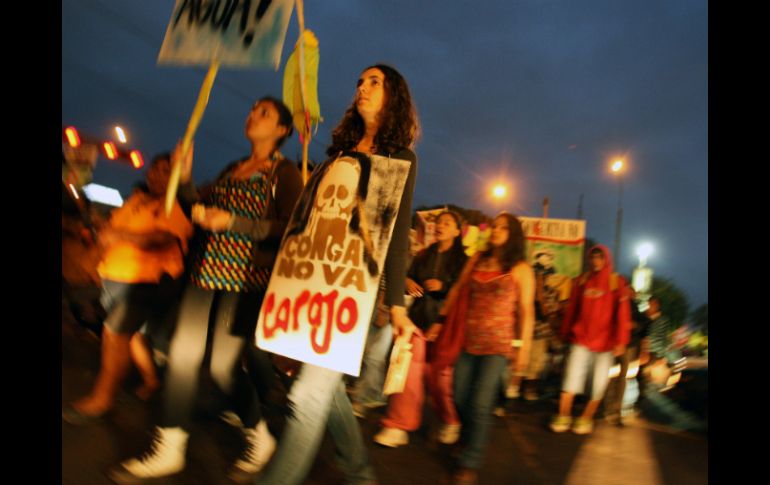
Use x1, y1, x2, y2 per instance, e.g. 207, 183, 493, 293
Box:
62, 125, 144, 169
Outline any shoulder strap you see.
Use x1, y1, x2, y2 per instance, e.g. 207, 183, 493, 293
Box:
264, 158, 290, 216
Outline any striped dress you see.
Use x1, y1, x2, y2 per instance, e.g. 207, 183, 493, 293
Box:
189, 171, 271, 293
647, 314, 674, 361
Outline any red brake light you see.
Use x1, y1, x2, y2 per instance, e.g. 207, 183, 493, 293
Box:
64, 127, 80, 148
129, 150, 144, 169
103, 141, 118, 160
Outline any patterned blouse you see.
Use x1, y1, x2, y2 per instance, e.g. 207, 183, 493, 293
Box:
464, 269, 519, 356
189, 171, 271, 293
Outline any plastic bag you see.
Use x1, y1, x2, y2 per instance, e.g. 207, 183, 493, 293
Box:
383, 336, 413, 395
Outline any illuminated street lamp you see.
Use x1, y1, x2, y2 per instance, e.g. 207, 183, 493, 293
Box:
490, 182, 510, 213
632, 241, 654, 310
492, 184, 507, 199
637, 242, 654, 267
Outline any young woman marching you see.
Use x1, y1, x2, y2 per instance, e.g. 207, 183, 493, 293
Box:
432, 213, 535, 485
373, 210, 468, 447
255, 64, 420, 485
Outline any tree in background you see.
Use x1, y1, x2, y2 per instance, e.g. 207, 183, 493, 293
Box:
650, 276, 691, 327
691, 304, 708, 335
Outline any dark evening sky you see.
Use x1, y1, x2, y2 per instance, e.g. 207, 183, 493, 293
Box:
62, 0, 707, 308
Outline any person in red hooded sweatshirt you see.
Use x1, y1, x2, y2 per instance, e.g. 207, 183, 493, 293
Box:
549, 244, 631, 435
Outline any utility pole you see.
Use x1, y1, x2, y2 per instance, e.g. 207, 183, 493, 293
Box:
577, 193, 584, 219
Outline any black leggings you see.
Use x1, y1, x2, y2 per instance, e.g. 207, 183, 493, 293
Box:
161, 285, 268, 429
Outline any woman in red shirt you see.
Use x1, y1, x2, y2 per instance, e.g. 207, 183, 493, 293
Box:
432, 213, 535, 485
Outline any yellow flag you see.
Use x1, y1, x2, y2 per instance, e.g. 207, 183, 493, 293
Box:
282, 29, 322, 139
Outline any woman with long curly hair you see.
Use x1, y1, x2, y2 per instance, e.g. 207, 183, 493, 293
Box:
432, 213, 535, 485
255, 64, 420, 485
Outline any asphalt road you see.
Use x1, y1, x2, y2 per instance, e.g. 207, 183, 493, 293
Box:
62, 325, 707, 485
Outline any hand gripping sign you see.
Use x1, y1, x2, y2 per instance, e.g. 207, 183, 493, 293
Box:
256, 153, 411, 376
158, 0, 295, 216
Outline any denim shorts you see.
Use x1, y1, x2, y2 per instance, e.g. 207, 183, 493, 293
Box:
100, 275, 182, 335
561, 343, 614, 400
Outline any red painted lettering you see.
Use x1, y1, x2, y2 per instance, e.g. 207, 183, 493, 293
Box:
309, 291, 337, 354
261, 289, 360, 355
292, 290, 310, 331
336, 297, 358, 333
276, 297, 290, 333
261, 293, 278, 339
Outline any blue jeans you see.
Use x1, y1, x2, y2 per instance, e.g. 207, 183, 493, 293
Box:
162, 285, 262, 429
453, 352, 509, 470
255, 364, 376, 485
352, 322, 393, 406
100, 276, 183, 335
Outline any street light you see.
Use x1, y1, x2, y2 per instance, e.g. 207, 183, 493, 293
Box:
636, 242, 654, 267
492, 184, 507, 199
490, 182, 510, 213
633, 241, 654, 310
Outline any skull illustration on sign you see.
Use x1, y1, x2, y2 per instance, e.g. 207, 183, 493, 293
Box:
307, 157, 361, 245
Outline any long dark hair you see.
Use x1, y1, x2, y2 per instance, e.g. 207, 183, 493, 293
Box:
481, 212, 525, 272
256, 96, 294, 150
326, 64, 420, 156
418, 210, 467, 277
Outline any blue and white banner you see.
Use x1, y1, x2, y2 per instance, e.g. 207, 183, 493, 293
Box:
158, 0, 295, 69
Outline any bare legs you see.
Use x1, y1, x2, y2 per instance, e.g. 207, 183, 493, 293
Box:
130, 332, 160, 401
73, 326, 158, 416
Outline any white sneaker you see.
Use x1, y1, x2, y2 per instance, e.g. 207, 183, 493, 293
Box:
112, 427, 188, 481
229, 420, 276, 482
505, 384, 521, 399
373, 427, 409, 448
437, 423, 461, 444
572, 417, 594, 435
